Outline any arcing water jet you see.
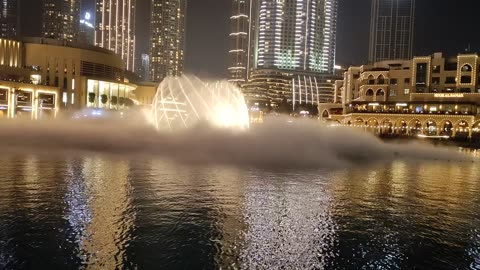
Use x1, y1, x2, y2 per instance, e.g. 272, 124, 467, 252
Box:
149, 75, 250, 131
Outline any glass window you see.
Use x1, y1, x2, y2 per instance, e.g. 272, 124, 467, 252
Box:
461, 76, 472, 84
445, 77, 456, 84
416, 63, 428, 86
404, 89, 410, 94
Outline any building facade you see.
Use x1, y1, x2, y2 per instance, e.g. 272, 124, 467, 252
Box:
0, 0, 19, 38
150, 0, 186, 82
239, 0, 339, 113
23, 38, 136, 112
0, 39, 59, 119
138, 53, 150, 81
43, 0, 81, 42
250, 0, 338, 74
78, 11, 95, 45
243, 69, 337, 113
95, 0, 136, 71
333, 52, 480, 139
369, 0, 415, 63
228, 0, 255, 84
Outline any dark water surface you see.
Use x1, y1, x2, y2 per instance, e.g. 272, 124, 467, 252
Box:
0, 155, 479, 269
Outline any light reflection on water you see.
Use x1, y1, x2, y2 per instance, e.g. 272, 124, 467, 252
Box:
0, 155, 479, 269
64, 157, 135, 269
240, 171, 338, 269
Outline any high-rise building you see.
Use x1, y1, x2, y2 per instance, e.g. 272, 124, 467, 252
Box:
254, 0, 338, 73
232, 0, 338, 77
136, 53, 150, 81
0, 0, 19, 38
78, 11, 95, 45
228, 0, 257, 84
42, 0, 81, 42
369, 0, 415, 63
237, 0, 339, 111
95, 0, 136, 71
150, 0, 186, 82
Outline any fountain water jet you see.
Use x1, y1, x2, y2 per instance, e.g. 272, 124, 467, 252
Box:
149, 75, 250, 131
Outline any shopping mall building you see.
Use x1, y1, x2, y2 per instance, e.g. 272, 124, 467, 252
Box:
326, 52, 480, 139
0, 37, 156, 119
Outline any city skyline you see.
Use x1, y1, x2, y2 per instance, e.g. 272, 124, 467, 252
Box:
8, 0, 480, 79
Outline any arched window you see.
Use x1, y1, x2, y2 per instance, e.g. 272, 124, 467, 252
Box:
377, 75, 386, 84
376, 89, 385, 96
461, 64, 473, 72
322, 110, 329, 118
366, 89, 374, 96
367, 75, 375, 85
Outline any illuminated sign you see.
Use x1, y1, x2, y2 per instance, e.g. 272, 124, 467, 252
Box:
80, 12, 94, 28
434, 93, 464, 98
396, 103, 408, 107
368, 103, 380, 106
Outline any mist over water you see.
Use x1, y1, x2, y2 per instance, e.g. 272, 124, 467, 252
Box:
0, 116, 473, 169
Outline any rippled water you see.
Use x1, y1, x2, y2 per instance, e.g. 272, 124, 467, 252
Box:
0, 155, 479, 269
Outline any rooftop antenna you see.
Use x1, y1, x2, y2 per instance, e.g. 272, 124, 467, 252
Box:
465, 43, 471, 53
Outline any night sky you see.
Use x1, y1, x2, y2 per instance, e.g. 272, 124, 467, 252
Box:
20, 0, 480, 78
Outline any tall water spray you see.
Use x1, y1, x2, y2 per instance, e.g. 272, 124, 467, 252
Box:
149, 75, 250, 131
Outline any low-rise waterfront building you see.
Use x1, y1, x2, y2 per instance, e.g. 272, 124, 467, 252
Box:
330, 52, 480, 139
23, 38, 136, 112
0, 37, 138, 119
0, 39, 60, 119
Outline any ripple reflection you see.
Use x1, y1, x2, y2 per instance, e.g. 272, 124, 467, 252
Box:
240, 172, 338, 269
64, 157, 135, 269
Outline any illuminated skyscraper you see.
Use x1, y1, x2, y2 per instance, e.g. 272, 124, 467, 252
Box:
95, 0, 136, 71
78, 12, 95, 45
369, 0, 415, 63
150, 0, 186, 82
230, 0, 338, 84
0, 0, 19, 38
42, 0, 81, 42
228, 0, 256, 84
254, 0, 338, 73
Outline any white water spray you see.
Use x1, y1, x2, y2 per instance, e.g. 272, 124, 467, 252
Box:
149, 75, 250, 131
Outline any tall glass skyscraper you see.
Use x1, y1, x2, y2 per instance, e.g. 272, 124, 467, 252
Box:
255, 0, 338, 73
95, 0, 136, 71
43, 0, 81, 42
150, 0, 186, 82
0, 0, 19, 38
229, 0, 338, 84
369, 0, 415, 63
228, 0, 257, 84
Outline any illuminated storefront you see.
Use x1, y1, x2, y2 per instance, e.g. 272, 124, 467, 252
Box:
0, 83, 59, 119
86, 79, 136, 110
